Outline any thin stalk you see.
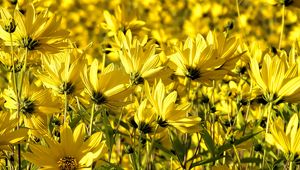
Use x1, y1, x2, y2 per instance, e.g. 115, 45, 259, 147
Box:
63, 91, 68, 123
145, 124, 159, 168
89, 103, 95, 136
279, 5, 285, 49
233, 144, 241, 168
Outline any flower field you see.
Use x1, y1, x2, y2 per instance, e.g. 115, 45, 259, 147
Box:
1, 0, 300, 169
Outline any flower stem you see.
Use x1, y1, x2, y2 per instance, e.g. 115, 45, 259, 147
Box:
64, 91, 68, 123
89, 103, 95, 136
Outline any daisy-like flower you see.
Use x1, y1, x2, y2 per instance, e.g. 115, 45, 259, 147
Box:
0, 4, 69, 54
81, 59, 132, 111
0, 111, 28, 152
266, 114, 300, 156
249, 53, 300, 103
144, 80, 201, 133
2, 76, 60, 135
101, 5, 146, 37
38, 48, 86, 97
24, 123, 105, 169
169, 31, 239, 84
133, 99, 156, 134
116, 30, 170, 86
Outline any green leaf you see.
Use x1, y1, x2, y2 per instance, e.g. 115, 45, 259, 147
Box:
200, 129, 215, 155
169, 130, 185, 163
191, 155, 225, 167
217, 131, 262, 154
240, 157, 262, 164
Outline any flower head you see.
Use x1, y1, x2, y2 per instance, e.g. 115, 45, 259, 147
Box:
24, 123, 105, 169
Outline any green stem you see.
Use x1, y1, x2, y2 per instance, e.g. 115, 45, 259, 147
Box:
290, 161, 293, 170
89, 103, 95, 136
64, 91, 68, 123
279, 4, 285, 49
145, 124, 159, 168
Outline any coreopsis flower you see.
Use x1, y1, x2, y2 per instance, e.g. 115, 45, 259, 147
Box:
133, 99, 156, 134
0, 4, 69, 54
116, 30, 170, 85
169, 31, 239, 84
101, 5, 146, 36
249, 53, 300, 103
81, 59, 132, 111
2, 76, 60, 135
0, 111, 28, 152
266, 114, 300, 156
144, 80, 201, 133
24, 123, 105, 169
38, 49, 86, 97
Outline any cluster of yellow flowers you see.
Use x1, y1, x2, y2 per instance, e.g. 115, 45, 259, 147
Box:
1, 0, 300, 169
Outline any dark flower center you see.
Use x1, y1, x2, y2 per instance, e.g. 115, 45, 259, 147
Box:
130, 72, 144, 85
57, 156, 78, 170
59, 82, 75, 95
20, 98, 35, 116
91, 91, 106, 105
157, 116, 168, 127
139, 121, 152, 134
20, 36, 39, 50
186, 67, 200, 80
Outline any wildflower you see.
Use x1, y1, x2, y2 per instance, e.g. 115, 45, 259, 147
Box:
134, 99, 156, 134
2, 76, 60, 135
0, 4, 69, 54
81, 59, 132, 111
266, 114, 300, 156
169, 31, 239, 84
24, 123, 105, 169
0, 111, 28, 152
38, 49, 85, 97
145, 80, 201, 133
249, 53, 300, 103
116, 30, 169, 85
101, 6, 146, 36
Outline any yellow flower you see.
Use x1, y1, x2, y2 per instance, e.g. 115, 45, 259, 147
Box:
24, 123, 105, 169
101, 5, 146, 36
145, 80, 201, 133
134, 99, 156, 134
249, 53, 300, 103
2, 76, 60, 135
0, 4, 69, 54
38, 49, 86, 97
116, 30, 170, 85
169, 31, 239, 84
81, 59, 132, 110
266, 114, 300, 156
0, 111, 28, 152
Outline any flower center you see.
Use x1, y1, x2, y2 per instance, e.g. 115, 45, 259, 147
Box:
59, 82, 75, 95
57, 156, 78, 170
20, 98, 35, 116
20, 36, 39, 50
186, 67, 200, 80
91, 91, 106, 105
157, 116, 168, 127
130, 72, 144, 85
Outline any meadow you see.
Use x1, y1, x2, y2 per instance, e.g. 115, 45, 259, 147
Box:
1, 0, 300, 169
